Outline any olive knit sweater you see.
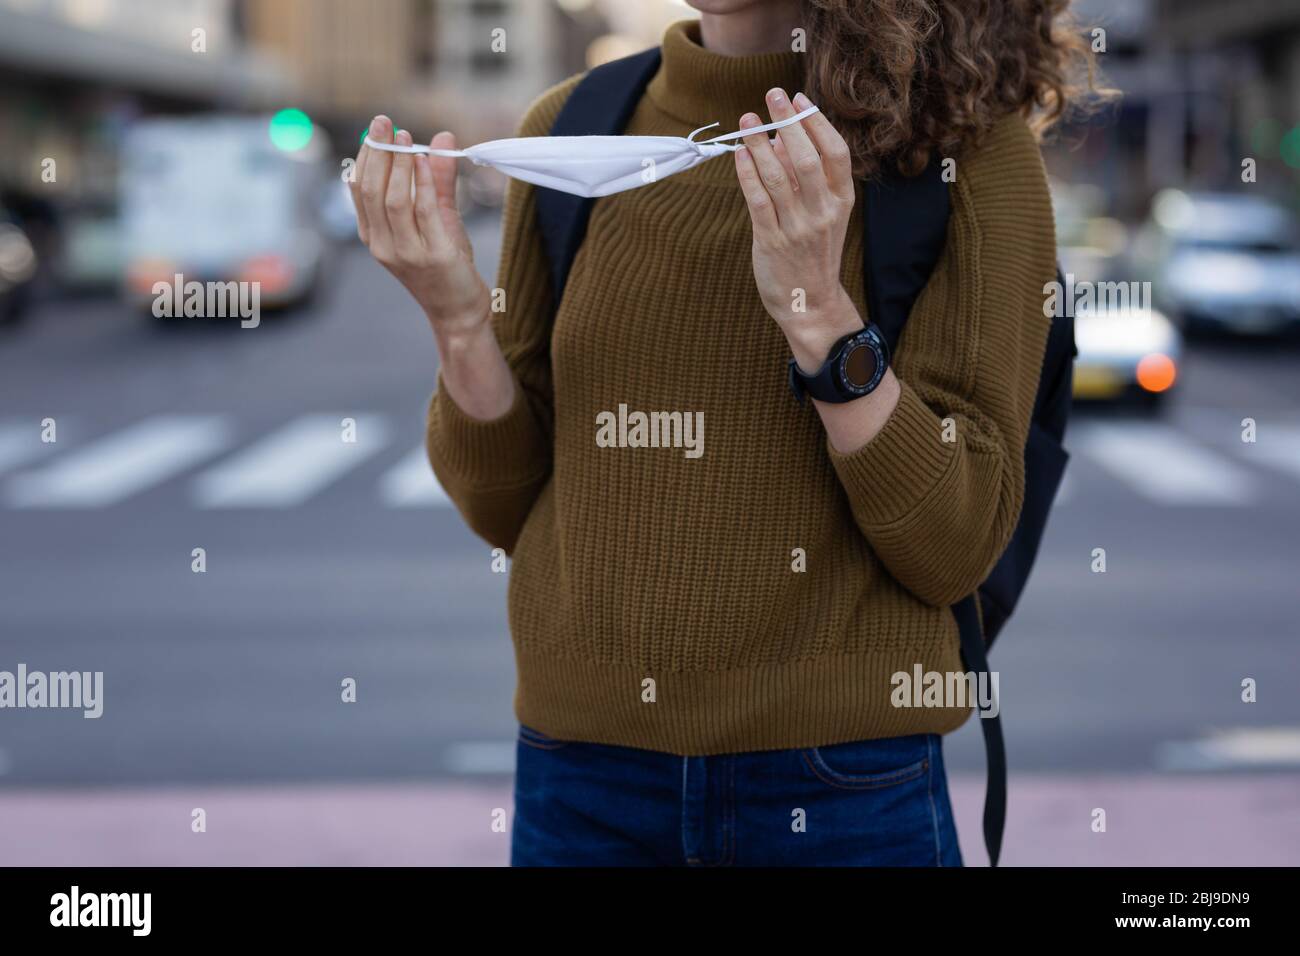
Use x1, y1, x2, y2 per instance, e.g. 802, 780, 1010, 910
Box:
426, 20, 1057, 755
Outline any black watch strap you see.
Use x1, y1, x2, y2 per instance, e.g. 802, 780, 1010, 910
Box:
788, 324, 890, 405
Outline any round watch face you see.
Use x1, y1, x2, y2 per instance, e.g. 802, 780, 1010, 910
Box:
843, 341, 878, 389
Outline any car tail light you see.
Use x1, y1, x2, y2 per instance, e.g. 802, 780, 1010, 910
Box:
238, 255, 293, 295
1136, 353, 1177, 393
0, 225, 36, 283
126, 259, 175, 294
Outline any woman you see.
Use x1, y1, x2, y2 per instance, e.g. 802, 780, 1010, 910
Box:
351, 0, 1100, 866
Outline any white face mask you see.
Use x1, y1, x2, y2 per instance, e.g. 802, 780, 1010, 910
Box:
363, 105, 820, 199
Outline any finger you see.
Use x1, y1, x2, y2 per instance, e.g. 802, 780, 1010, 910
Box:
734, 145, 779, 235
350, 126, 371, 243
384, 128, 421, 249
360, 115, 395, 249
429, 131, 460, 214
425, 131, 475, 254
412, 152, 445, 249
772, 136, 800, 193
793, 92, 855, 202
766, 87, 827, 202
738, 112, 797, 220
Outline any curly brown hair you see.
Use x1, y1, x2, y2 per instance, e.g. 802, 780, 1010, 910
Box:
803, 0, 1114, 179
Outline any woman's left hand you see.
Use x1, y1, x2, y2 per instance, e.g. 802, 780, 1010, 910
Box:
735, 89, 862, 370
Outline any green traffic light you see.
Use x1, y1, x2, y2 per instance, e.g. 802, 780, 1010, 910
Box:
1282, 126, 1300, 170
269, 108, 314, 152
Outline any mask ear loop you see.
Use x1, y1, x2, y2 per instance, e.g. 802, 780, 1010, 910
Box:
687, 121, 721, 143
363, 139, 465, 156
365, 104, 821, 155
693, 104, 821, 152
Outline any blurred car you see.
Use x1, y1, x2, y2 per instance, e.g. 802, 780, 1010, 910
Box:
120, 114, 334, 313
319, 177, 359, 243
56, 199, 123, 293
1051, 179, 1181, 410
1072, 300, 1181, 409
1137, 189, 1300, 336
0, 213, 38, 324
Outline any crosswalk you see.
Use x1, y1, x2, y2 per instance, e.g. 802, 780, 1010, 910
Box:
378, 445, 452, 508
1067, 420, 1257, 506
1157, 727, 1300, 771
0, 413, 1297, 510
192, 414, 388, 508
7, 416, 232, 509
2, 413, 449, 511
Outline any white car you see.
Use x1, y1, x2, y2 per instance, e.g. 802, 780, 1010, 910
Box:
1052, 181, 1182, 410
120, 115, 333, 313
1137, 190, 1300, 336
1072, 301, 1181, 409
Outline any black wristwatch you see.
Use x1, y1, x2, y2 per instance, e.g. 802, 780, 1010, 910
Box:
788, 324, 890, 404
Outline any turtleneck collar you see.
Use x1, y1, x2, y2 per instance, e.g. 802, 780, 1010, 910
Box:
646, 19, 807, 132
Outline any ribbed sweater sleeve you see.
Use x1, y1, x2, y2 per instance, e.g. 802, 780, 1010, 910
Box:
828, 113, 1057, 607
424, 75, 582, 552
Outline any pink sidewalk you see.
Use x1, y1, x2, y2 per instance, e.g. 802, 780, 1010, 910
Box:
1, 774, 1295, 866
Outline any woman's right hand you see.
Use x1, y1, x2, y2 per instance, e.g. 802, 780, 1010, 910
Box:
352, 115, 491, 341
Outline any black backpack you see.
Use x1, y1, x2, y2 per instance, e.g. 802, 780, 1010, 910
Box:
533, 48, 1075, 866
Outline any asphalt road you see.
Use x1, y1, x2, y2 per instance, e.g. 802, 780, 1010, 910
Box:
2, 214, 1299, 789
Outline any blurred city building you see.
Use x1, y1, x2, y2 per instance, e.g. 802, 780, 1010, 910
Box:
1056, 0, 1300, 216
238, 0, 602, 146
0, 0, 615, 284
1152, 0, 1300, 198
0, 0, 284, 202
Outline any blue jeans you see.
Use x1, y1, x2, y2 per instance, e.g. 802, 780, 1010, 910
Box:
511, 725, 962, 866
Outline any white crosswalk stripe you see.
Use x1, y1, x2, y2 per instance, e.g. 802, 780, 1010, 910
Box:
6, 415, 232, 508
1157, 727, 1300, 771
1243, 425, 1300, 482
192, 414, 389, 508
378, 446, 453, 508
1069, 421, 1257, 505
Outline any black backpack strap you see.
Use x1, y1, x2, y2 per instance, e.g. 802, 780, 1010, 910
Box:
955, 594, 1006, 866
534, 47, 663, 311
862, 160, 1007, 867
862, 155, 951, 353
